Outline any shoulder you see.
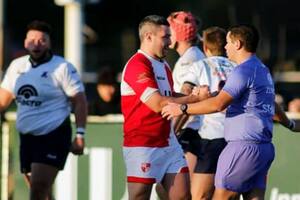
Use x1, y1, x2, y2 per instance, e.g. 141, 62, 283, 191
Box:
128, 53, 151, 66
179, 47, 205, 65
51, 55, 76, 70
230, 64, 250, 80
125, 53, 152, 73
9, 55, 30, 67
51, 55, 72, 66
5, 55, 30, 75
48, 56, 81, 79
209, 56, 236, 67
184, 47, 205, 61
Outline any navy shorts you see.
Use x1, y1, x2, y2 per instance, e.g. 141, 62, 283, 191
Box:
177, 128, 201, 153
194, 138, 227, 174
215, 141, 275, 193
19, 117, 72, 173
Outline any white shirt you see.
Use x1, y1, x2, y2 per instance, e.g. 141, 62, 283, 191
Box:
1, 55, 84, 135
172, 46, 205, 92
183, 56, 235, 139
172, 46, 205, 130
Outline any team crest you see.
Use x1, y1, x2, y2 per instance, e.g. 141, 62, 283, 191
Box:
141, 162, 151, 173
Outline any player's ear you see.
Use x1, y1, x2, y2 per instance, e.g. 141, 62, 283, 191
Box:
203, 43, 209, 55
235, 39, 243, 50
144, 31, 153, 42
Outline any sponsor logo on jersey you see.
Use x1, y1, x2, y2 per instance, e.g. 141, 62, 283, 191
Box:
141, 162, 151, 173
41, 71, 48, 78
16, 84, 42, 107
137, 72, 151, 84
156, 76, 165, 80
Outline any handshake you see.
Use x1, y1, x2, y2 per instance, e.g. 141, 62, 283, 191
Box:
161, 85, 217, 120
191, 85, 215, 100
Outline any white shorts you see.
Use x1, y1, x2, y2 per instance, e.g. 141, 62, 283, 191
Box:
123, 144, 188, 184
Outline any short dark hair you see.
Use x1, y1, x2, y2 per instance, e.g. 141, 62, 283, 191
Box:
203, 26, 226, 56
97, 67, 118, 85
27, 20, 52, 36
228, 24, 259, 53
138, 15, 169, 41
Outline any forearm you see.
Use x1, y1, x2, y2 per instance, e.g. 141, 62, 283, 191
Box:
186, 91, 232, 115
160, 95, 201, 108
72, 92, 88, 128
273, 102, 293, 128
187, 97, 221, 115
172, 95, 201, 104
0, 88, 14, 112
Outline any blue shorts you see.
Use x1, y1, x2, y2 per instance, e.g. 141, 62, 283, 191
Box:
215, 141, 275, 193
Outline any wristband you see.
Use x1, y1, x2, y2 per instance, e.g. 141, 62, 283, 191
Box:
76, 127, 85, 135
288, 120, 296, 131
76, 133, 84, 138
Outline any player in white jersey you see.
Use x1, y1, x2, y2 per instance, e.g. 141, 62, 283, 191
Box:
167, 11, 205, 178
181, 27, 235, 199
0, 21, 87, 200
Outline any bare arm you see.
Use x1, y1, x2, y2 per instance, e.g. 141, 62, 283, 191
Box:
185, 90, 232, 115
143, 85, 213, 114
173, 82, 205, 134
70, 92, 87, 128
0, 88, 14, 112
180, 82, 195, 95
162, 90, 233, 119
273, 102, 290, 127
273, 102, 300, 132
144, 91, 202, 113
69, 92, 88, 155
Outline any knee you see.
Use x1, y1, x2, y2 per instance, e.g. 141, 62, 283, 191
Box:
176, 190, 191, 200
193, 194, 212, 200
192, 190, 214, 200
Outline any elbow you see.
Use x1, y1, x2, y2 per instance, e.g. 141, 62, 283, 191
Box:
215, 102, 227, 112
152, 106, 162, 114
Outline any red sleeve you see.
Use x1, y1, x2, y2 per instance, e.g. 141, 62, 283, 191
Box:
124, 54, 158, 99
165, 63, 174, 94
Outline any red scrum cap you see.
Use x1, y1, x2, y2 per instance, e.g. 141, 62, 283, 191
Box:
167, 11, 198, 42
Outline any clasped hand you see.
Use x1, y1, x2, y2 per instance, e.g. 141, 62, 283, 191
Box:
162, 85, 211, 120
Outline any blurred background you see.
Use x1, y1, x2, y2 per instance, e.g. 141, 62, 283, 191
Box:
2, 0, 300, 109
1, 1, 300, 199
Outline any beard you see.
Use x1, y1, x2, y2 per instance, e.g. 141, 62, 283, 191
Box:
29, 49, 50, 63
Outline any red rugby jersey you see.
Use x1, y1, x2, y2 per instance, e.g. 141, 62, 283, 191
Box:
121, 50, 174, 147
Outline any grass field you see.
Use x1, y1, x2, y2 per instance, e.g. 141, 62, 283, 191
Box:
4, 119, 300, 200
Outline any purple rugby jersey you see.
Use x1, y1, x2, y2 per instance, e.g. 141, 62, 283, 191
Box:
222, 55, 275, 142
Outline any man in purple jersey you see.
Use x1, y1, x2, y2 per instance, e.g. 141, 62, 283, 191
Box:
162, 25, 299, 199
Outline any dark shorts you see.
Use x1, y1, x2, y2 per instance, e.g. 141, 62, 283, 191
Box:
177, 128, 201, 153
215, 141, 275, 193
194, 138, 227, 174
19, 117, 72, 173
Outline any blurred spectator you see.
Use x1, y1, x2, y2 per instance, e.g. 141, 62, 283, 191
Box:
275, 93, 286, 109
88, 67, 121, 115
288, 98, 300, 113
